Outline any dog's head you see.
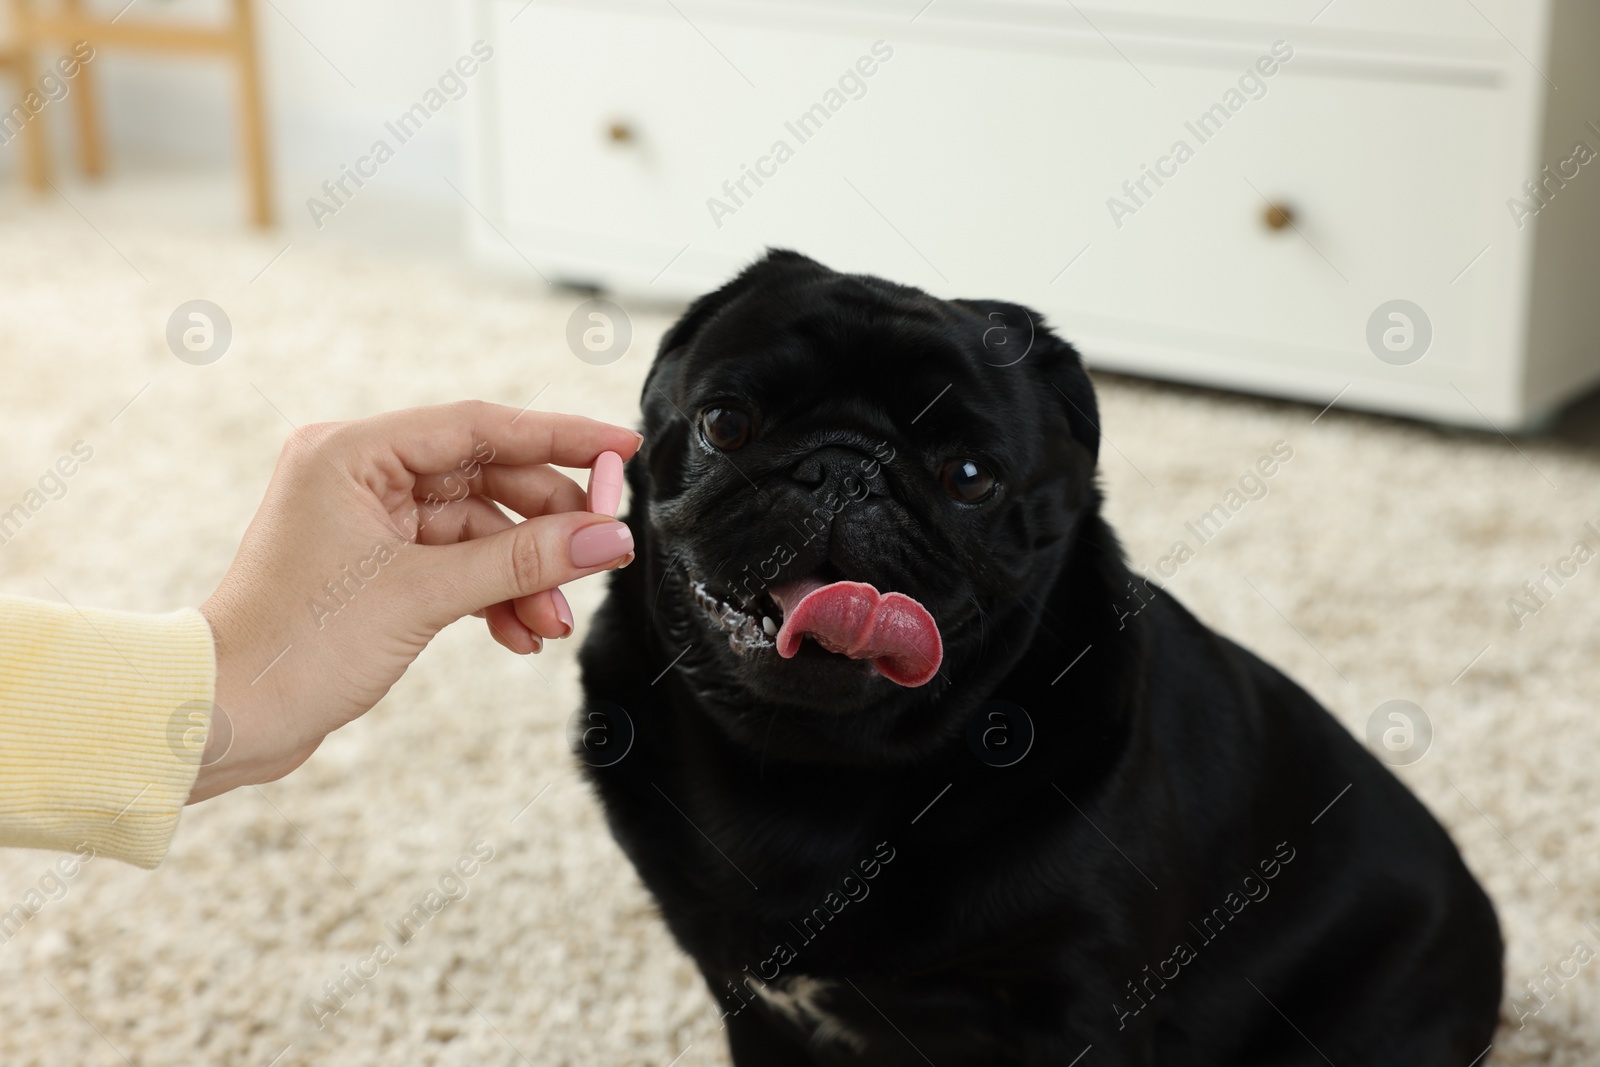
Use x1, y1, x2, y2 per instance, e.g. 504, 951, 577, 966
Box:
630, 250, 1102, 758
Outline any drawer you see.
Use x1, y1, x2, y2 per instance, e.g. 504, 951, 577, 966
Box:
996, 62, 1509, 380
846, 39, 1510, 385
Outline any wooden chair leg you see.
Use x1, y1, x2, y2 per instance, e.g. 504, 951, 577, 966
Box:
61, 0, 104, 176
6, 0, 50, 191
231, 0, 272, 226
12, 93, 51, 191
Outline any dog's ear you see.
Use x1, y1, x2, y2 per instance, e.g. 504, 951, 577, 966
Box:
641, 248, 824, 417
654, 248, 822, 360
952, 299, 1100, 464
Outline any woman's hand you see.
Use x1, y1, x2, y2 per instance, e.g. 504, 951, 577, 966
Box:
190, 401, 640, 802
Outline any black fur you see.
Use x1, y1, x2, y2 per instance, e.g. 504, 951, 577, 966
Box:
576, 250, 1502, 1065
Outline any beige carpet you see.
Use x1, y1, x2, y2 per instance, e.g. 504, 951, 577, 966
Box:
1, 176, 1597, 1066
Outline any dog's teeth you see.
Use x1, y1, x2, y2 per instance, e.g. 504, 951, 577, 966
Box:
762, 615, 777, 636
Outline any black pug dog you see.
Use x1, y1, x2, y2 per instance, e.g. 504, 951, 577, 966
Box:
575, 250, 1502, 1065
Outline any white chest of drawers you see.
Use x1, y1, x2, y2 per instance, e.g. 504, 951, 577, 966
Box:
466, 0, 1600, 429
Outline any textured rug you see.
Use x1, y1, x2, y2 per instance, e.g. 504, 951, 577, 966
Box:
1, 175, 1597, 1066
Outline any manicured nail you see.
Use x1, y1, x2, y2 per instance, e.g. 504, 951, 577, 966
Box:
570, 521, 634, 567
588, 450, 625, 517
529, 635, 543, 654
551, 587, 574, 637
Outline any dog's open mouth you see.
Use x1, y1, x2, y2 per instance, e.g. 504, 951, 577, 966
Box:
690, 579, 783, 653
691, 574, 943, 687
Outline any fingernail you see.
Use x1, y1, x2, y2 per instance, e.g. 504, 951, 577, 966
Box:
571, 521, 634, 568
551, 587, 574, 637
588, 450, 625, 517
529, 635, 543, 654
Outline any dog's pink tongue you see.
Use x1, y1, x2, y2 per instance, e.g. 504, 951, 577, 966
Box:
772, 579, 942, 687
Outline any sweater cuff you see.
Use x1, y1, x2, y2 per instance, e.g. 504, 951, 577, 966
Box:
0, 596, 216, 869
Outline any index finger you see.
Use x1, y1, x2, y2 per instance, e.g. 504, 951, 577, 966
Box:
349, 400, 642, 475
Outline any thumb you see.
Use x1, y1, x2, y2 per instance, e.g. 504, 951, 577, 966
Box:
415, 513, 635, 622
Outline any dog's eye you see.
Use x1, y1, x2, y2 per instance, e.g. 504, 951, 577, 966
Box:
940, 459, 996, 502
700, 407, 753, 451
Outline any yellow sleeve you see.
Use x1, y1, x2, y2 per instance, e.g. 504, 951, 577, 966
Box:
0, 595, 216, 869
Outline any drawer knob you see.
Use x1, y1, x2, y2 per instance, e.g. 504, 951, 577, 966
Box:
606, 120, 636, 145
1263, 203, 1295, 231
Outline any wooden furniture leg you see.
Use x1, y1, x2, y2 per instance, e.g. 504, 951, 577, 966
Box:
61, 0, 103, 176
230, 0, 271, 226
5, 0, 50, 191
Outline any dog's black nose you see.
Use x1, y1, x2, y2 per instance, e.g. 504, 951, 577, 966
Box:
790, 446, 881, 499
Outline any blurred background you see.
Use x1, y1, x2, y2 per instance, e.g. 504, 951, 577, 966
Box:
4, 0, 1595, 425
1, 1, 1598, 1064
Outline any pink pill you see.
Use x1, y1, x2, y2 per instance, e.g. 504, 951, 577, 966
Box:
588, 450, 625, 517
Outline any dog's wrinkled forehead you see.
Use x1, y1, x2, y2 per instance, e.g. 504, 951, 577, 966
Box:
643, 250, 1100, 471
